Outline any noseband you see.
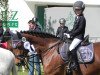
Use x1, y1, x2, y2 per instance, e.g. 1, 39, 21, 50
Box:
11, 40, 21, 48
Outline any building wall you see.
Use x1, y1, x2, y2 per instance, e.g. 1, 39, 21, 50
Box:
8, 0, 35, 32
44, 6, 100, 37
84, 6, 100, 37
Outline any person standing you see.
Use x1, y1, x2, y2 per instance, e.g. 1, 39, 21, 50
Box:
56, 18, 69, 39
28, 19, 41, 75
64, 1, 86, 70
0, 19, 4, 42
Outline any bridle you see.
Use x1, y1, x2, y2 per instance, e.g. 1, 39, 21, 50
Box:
11, 38, 22, 49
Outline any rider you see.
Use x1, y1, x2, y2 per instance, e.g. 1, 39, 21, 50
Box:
56, 18, 69, 39
64, 1, 86, 70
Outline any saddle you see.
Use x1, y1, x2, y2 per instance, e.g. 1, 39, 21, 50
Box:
81, 35, 90, 46
60, 35, 94, 72
60, 35, 91, 56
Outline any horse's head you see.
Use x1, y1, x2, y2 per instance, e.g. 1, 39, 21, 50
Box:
1, 32, 27, 64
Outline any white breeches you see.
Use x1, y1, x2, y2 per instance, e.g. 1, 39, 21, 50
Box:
69, 38, 82, 51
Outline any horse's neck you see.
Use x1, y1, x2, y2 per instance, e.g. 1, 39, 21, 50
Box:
40, 39, 60, 60
27, 35, 46, 46
40, 40, 65, 75
42, 47, 58, 61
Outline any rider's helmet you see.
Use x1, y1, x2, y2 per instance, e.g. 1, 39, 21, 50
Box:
32, 17, 38, 23
59, 18, 66, 24
73, 1, 85, 11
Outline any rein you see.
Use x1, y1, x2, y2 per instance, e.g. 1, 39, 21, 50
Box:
41, 40, 62, 53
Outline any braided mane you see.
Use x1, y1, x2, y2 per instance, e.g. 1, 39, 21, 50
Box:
20, 31, 59, 38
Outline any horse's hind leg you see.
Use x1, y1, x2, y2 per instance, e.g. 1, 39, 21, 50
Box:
22, 66, 25, 72
21, 60, 26, 72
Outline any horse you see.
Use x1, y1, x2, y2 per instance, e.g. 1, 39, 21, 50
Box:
11, 31, 100, 75
1, 35, 27, 72
0, 47, 17, 75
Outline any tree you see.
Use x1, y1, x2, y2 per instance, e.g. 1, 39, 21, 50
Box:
0, 0, 8, 28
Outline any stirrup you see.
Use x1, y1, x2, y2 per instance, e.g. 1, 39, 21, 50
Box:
70, 62, 79, 71
66, 57, 72, 70
66, 60, 73, 75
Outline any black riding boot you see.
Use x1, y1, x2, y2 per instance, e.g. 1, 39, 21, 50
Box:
68, 50, 79, 70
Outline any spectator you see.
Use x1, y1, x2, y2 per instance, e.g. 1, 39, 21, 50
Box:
0, 19, 4, 43
28, 19, 41, 75
4, 28, 12, 36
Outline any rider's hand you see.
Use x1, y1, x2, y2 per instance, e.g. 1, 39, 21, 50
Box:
28, 52, 33, 56
64, 33, 70, 38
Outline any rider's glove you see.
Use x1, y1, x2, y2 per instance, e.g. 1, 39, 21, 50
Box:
64, 33, 70, 38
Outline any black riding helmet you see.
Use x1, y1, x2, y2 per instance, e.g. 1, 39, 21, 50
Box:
32, 17, 38, 23
59, 18, 66, 24
73, 1, 85, 12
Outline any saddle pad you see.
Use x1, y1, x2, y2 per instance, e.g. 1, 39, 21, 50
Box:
77, 43, 94, 63
59, 42, 69, 62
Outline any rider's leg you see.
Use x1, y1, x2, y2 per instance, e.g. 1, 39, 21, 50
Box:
68, 38, 82, 70
69, 38, 82, 51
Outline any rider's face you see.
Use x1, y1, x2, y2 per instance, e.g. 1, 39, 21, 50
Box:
60, 23, 65, 27
74, 7, 83, 16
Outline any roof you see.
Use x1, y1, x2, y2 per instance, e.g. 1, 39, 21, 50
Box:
25, 0, 100, 6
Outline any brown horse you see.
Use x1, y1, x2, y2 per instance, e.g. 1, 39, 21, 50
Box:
14, 31, 100, 75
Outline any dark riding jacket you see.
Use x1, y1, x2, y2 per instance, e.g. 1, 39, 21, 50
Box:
69, 14, 86, 40
56, 26, 69, 39
0, 26, 4, 41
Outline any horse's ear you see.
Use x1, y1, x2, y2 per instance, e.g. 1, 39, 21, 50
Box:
16, 31, 22, 39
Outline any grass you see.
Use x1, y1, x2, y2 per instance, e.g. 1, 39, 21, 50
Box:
11, 63, 44, 75
18, 70, 28, 75
17, 69, 44, 75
